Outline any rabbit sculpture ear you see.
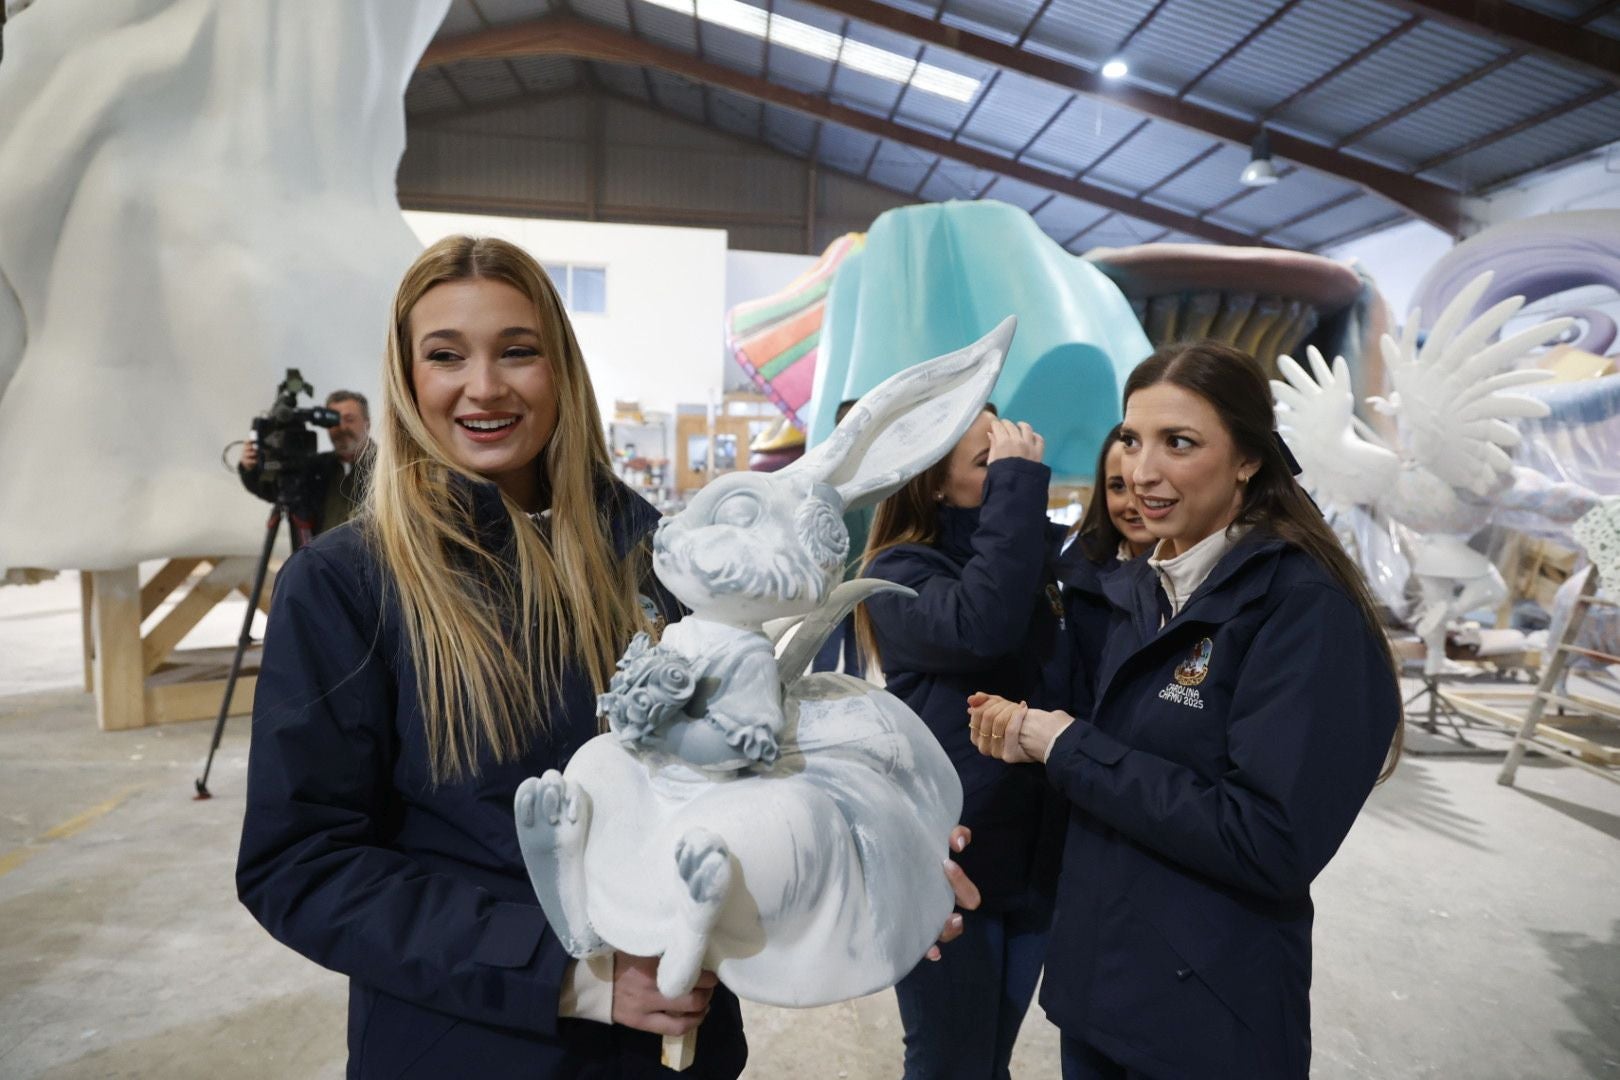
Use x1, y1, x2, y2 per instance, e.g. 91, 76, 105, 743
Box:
786, 315, 1016, 512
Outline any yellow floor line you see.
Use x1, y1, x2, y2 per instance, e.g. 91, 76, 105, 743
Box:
0, 785, 142, 879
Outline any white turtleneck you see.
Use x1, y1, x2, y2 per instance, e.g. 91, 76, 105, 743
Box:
1147, 524, 1250, 622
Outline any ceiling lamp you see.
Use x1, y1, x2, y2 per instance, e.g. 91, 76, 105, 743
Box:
1240, 129, 1280, 187
1100, 57, 1128, 79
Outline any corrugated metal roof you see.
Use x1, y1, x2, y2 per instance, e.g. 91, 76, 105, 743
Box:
1020, 96, 1145, 175
695, 19, 769, 75
406, 70, 464, 116
571, 0, 632, 31
506, 56, 581, 95
439, 0, 489, 36
977, 174, 1054, 211
1356, 55, 1604, 167
441, 59, 525, 105
815, 124, 884, 173
1271, 20, 1507, 143
475, 0, 557, 22
920, 158, 999, 201
1147, 142, 1256, 213
1271, 191, 1398, 248
1507, 0, 1604, 18
1185, 0, 1410, 119
1124, 0, 1292, 96
1207, 169, 1361, 234
707, 92, 766, 141
1072, 211, 1172, 249
937, 0, 1053, 46
761, 104, 820, 155
1430, 93, 1620, 190
645, 69, 708, 124
628, 1, 699, 53
955, 70, 1073, 156
1087, 122, 1219, 193
864, 139, 937, 192
1032, 194, 1111, 239
590, 60, 652, 101
890, 46, 986, 136
1022, 0, 1164, 68
408, 0, 1620, 253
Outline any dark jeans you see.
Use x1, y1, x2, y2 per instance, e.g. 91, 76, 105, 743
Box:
1061, 1036, 1147, 1080
894, 898, 1050, 1080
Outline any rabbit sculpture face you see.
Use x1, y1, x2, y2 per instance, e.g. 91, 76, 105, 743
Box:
653, 471, 850, 627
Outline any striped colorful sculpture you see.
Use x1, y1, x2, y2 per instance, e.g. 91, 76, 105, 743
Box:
726, 233, 865, 432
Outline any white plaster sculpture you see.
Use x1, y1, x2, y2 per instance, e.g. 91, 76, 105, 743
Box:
1272, 272, 1572, 675
515, 320, 1017, 1014
0, 0, 448, 575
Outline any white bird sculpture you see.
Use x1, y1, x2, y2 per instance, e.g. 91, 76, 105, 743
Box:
1271, 271, 1572, 675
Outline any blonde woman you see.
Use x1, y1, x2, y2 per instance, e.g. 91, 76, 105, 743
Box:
235, 236, 747, 1078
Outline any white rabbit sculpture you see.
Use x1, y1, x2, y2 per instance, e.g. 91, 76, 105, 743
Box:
514, 318, 1015, 1015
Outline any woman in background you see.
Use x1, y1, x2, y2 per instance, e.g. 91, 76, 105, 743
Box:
858, 407, 1069, 1080
1048, 424, 1159, 723
972, 341, 1400, 1079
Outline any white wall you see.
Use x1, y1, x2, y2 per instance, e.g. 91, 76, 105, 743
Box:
721, 249, 818, 392
405, 211, 729, 421
1473, 143, 1620, 224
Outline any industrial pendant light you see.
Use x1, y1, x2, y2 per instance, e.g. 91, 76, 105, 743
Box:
1240, 129, 1280, 187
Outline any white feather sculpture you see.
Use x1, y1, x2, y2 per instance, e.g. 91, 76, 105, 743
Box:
1272, 271, 1572, 675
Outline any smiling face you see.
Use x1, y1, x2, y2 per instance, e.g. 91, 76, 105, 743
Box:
1120, 382, 1258, 558
1103, 440, 1154, 554
408, 277, 559, 511
939, 410, 996, 508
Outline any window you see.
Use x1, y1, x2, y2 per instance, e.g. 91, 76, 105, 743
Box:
541, 262, 607, 315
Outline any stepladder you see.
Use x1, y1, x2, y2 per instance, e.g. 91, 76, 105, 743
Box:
1498, 565, 1620, 787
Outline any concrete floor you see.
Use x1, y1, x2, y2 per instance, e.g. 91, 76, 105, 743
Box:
2, 577, 1619, 1078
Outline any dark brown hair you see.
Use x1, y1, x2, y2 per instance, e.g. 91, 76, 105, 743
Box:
1125, 340, 1400, 780
1069, 423, 1127, 563
854, 404, 996, 671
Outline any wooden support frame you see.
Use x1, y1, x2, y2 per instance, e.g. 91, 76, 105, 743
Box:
79, 558, 273, 731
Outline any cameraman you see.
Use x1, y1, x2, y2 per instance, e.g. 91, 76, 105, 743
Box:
239, 389, 372, 535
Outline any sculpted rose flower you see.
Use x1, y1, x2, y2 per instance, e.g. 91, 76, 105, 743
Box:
650, 658, 695, 704
795, 496, 849, 574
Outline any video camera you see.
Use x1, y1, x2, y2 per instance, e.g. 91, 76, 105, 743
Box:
250, 368, 339, 509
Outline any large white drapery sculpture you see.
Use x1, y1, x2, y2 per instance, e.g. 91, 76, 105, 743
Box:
0, 0, 448, 574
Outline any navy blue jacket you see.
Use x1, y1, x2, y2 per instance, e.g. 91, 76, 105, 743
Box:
236, 476, 747, 1080
1040, 533, 1398, 1079
1049, 543, 1127, 722
864, 458, 1070, 909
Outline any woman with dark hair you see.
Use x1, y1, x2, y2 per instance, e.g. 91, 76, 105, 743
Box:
971, 340, 1401, 1079
855, 406, 1070, 1080
1048, 424, 1158, 731
1068, 424, 1155, 567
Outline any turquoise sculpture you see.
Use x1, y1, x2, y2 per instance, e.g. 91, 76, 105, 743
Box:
805, 200, 1153, 478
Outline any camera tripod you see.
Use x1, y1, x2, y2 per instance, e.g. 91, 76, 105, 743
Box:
193, 498, 316, 799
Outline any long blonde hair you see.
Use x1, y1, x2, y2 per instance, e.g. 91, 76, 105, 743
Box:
364, 235, 646, 783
